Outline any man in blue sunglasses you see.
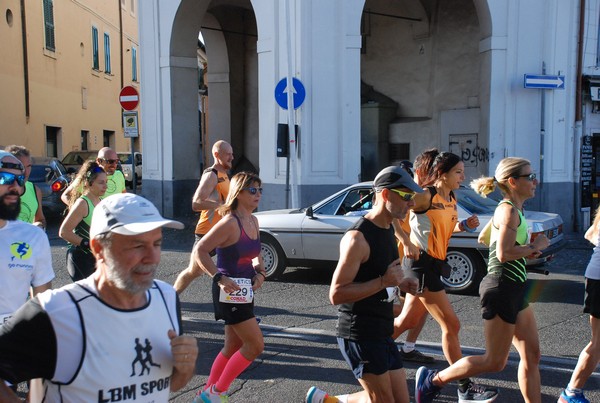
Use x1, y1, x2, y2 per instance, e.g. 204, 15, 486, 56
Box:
0, 150, 54, 393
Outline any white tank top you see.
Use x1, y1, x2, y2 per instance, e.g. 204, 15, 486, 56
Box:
38, 279, 178, 402
585, 233, 600, 280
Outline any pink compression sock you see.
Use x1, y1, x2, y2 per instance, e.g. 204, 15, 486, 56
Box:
215, 350, 252, 392
205, 352, 230, 390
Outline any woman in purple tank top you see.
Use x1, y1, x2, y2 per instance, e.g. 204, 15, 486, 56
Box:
191, 171, 266, 402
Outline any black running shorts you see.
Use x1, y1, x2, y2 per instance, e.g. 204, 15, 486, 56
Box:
479, 273, 528, 324
337, 337, 403, 379
584, 278, 600, 318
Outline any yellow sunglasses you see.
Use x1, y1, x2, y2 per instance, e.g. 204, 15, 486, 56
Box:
390, 188, 416, 201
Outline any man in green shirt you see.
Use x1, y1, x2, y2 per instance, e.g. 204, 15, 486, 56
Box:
61, 147, 126, 205
5, 145, 46, 230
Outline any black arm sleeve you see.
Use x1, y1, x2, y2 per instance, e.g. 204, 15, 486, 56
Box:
0, 299, 57, 383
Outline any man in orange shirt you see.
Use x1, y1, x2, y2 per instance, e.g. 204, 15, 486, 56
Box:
174, 140, 233, 294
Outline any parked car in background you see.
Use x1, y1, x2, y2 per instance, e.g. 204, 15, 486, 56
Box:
117, 152, 142, 187
29, 157, 72, 217
61, 150, 98, 175
61, 150, 123, 178
256, 183, 566, 294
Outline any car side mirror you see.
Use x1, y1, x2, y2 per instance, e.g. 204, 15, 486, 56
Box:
306, 206, 315, 219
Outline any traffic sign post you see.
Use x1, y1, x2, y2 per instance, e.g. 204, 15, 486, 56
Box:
119, 86, 140, 110
275, 76, 306, 208
119, 86, 140, 193
523, 74, 565, 89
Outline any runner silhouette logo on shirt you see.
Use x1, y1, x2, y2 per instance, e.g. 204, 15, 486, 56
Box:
130, 337, 162, 376
10, 242, 32, 260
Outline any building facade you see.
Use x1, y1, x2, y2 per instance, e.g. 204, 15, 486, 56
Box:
0, 0, 140, 157
140, 0, 593, 232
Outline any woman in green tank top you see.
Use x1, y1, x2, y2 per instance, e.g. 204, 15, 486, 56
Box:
414, 158, 551, 403
59, 161, 107, 281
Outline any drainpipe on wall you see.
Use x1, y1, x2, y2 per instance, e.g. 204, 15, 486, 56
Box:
574, 0, 585, 232
118, 0, 124, 90
20, 0, 29, 121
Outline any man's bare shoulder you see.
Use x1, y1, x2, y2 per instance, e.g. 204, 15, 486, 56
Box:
340, 228, 369, 256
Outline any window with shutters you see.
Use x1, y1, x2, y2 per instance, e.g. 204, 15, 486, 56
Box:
92, 26, 99, 70
104, 33, 111, 74
132, 47, 138, 82
43, 0, 55, 51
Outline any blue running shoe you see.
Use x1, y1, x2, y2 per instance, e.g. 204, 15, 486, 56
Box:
457, 381, 498, 402
415, 366, 441, 403
558, 389, 590, 403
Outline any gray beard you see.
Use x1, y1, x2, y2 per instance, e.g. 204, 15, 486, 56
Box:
103, 253, 157, 295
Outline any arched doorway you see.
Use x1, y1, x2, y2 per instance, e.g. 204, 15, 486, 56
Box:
142, 0, 258, 216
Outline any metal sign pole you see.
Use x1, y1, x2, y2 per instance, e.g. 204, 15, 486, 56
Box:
285, 0, 299, 208
131, 139, 136, 194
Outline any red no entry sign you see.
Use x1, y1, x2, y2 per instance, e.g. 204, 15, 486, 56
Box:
119, 86, 139, 110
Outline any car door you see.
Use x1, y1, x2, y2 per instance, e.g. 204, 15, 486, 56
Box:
300, 186, 373, 261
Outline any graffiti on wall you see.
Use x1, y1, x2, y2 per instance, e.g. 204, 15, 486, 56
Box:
449, 133, 489, 167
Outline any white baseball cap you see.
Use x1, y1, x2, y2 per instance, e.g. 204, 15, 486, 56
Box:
90, 193, 184, 239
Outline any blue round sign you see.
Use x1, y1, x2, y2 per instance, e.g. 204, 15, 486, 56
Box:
274, 78, 306, 110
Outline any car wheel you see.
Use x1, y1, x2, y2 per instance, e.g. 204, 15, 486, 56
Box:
442, 248, 486, 295
260, 233, 287, 279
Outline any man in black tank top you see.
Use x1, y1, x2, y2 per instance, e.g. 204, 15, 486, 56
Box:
305, 166, 423, 403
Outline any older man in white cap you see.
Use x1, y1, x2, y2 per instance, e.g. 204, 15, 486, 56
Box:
0, 193, 198, 402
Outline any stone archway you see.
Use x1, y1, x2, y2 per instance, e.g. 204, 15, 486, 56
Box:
141, 0, 258, 216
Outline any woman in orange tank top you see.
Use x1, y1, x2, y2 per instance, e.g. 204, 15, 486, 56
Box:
394, 150, 498, 399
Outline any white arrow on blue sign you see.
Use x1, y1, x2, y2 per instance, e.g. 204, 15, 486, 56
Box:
523, 74, 565, 89
275, 77, 306, 110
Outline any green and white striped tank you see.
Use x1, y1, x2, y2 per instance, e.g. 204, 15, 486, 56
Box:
488, 200, 529, 282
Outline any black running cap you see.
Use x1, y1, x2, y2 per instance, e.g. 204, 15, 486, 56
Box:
373, 166, 423, 193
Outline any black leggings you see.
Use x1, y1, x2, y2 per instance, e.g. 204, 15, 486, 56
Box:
66, 247, 96, 282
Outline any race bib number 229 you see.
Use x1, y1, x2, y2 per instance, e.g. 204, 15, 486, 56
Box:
219, 278, 254, 303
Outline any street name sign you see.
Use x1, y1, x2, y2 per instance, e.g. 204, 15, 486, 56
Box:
523, 74, 565, 89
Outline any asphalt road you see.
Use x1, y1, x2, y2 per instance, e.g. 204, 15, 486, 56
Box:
44, 215, 598, 402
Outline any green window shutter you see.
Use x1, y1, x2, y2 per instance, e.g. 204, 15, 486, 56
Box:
92, 26, 99, 70
132, 47, 137, 81
104, 33, 111, 73
43, 0, 55, 51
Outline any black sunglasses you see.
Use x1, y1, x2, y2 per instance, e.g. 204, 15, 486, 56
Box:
0, 172, 26, 187
245, 187, 263, 195
101, 158, 119, 165
513, 173, 536, 181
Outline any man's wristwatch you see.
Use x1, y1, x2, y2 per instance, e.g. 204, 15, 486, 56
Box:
212, 272, 224, 283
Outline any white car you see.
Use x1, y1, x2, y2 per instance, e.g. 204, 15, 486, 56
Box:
117, 152, 142, 187
255, 183, 566, 294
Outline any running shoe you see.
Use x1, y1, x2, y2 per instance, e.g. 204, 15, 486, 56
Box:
305, 386, 330, 403
399, 348, 435, 363
558, 389, 590, 403
415, 366, 441, 403
457, 381, 498, 402
194, 384, 229, 403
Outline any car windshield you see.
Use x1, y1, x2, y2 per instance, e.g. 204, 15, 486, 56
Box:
62, 152, 96, 165
54, 161, 68, 176
118, 153, 133, 164
455, 187, 498, 215
314, 187, 374, 216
